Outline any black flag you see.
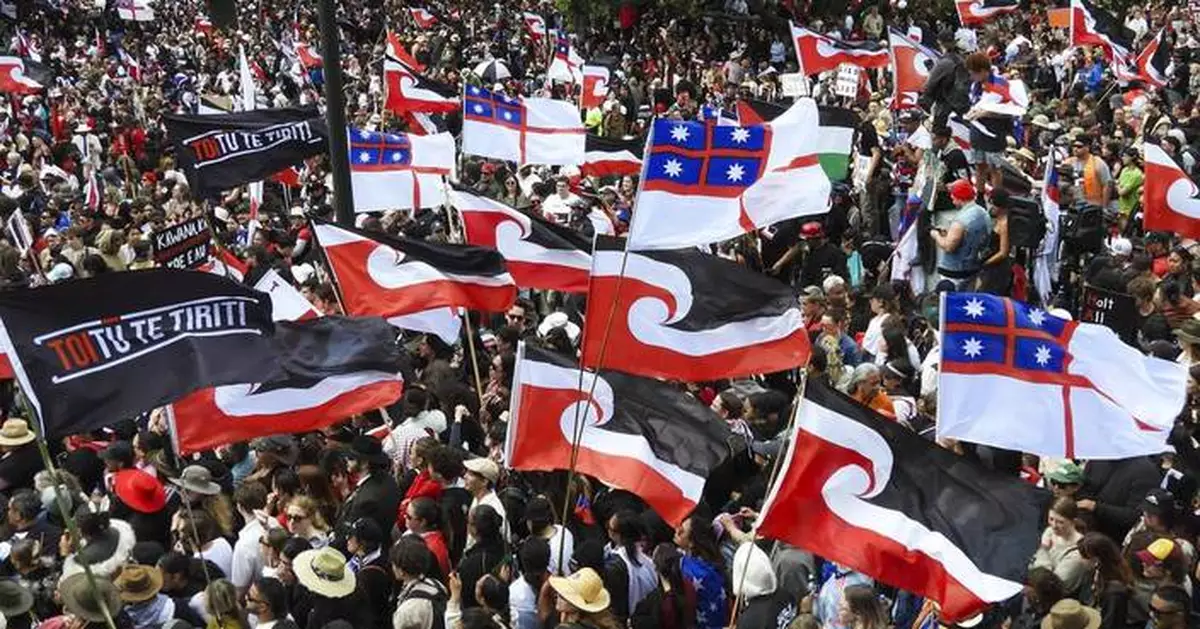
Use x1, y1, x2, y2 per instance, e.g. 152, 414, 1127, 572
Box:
0, 269, 278, 437
164, 106, 329, 197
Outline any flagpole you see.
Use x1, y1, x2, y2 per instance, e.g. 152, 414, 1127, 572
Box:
315, 0, 355, 225
555, 132, 656, 571
729, 371, 808, 628
17, 395, 118, 629
460, 311, 487, 410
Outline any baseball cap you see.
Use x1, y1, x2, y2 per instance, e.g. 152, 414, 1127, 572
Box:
1108, 237, 1132, 256
463, 457, 500, 484
1046, 461, 1084, 485
1136, 538, 1178, 565
949, 179, 976, 203
1141, 488, 1176, 517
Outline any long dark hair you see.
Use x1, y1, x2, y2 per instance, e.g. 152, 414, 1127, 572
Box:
1079, 532, 1133, 589
611, 509, 645, 567
653, 543, 696, 628
683, 514, 724, 573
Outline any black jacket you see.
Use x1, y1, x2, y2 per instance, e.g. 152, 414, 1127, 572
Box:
1082, 457, 1160, 541
456, 539, 505, 610
354, 552, 393, 629
335, 472, 401, 542
0, 444, 41, 492
920, 52, 970, 115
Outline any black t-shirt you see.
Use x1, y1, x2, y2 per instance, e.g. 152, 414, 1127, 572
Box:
858, 121, 880, 159
737, 591, 799, 629
969, 117, 1013, 153
759, 218, 801, 271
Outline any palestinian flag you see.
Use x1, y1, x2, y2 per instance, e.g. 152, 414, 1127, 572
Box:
736, 99, 856, 181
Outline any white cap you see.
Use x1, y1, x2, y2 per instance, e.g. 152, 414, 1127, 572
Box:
1108, 237, 1132, 256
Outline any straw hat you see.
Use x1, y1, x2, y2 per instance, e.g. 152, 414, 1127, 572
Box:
549, 568, 611, 613
114, 565, 164, 603
293, 547, 357, 599
59, 573, 124, 623
0, 419, 35, 446
1041, 600, 1101, 629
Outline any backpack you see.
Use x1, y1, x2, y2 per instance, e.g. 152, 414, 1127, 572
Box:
403, 583, 448, 629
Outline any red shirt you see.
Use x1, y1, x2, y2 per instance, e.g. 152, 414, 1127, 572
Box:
421, 530, 451, 578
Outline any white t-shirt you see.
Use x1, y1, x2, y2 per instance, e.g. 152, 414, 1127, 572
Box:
230, 519, 265, 589
197, 537, 234, 580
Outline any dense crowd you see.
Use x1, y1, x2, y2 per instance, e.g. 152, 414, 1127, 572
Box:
3, 1, 1200, 629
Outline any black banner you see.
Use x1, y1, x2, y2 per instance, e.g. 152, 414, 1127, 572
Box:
0, 269, 278, 437
1079, 284, 1137, 345
164, 107, 329, 196
152, 217, 211, 270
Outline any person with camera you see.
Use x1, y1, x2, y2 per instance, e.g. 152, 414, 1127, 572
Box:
931, 179, 992, 291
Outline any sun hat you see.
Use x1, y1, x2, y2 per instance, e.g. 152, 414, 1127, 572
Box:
1046, 461, 1084, 485
549, 567, 611, 613
1041, 600, 1101, 629
463, 457, 500, 484
293, 547, 357, 599
59, 573, 124, 623
114, 565, 164, 603
1136, 538, 1178, 566
250, 435, 298, 465
113, 469, 167, 514
1173, 319, 1200, 345
1030, 114, 1062, 131
0, 580, 34, 617
536, 311, 581, 344
1107, 237, 1132, 257
0, 419, 35, 447
169, 465, 221, 496
949, 179, 976, 203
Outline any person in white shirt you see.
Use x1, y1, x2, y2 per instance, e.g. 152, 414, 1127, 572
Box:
230, 482, 269, 598
524, 495, 574, 576
540, 177, 581, 226
510, 538, 551, 629
463, 457, 507, 546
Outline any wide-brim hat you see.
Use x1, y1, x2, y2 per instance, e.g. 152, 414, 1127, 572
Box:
59, 573, 124, 623
0, 419, 35, 446
113, 469, 167, 514
114, 565, 163, 603
1041, 599, 1101, 629
347, 435, 389, 466
76, 525, 121, 567
0, 580, 34, 616
1174, 319, 1200, 345
169, 465, 221, 495
549, 568, 611, 613
293, 547, 356, 599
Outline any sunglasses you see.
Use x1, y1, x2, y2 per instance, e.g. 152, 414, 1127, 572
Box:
286, 513, 307, 522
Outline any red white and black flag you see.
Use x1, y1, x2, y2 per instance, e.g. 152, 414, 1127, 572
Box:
506, 343, 739, 526
313, 220, 516, 318
581, 236, 810, 382
1070, 0, 1134, 59
384, 31, 457, 115
170, 316, 405, 454
790, 22, 889, 76
451, 188, 591, 293
582, 134, 643, 178
954, 0, 1019, 26
0, 270, 278, 437
757, 381, 1049, 622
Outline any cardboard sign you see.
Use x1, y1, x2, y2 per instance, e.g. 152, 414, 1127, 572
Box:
781, 72, 809, 97
152, 217, 212, 270
1047, 8, 1070, 28
834, 64, 861, 98
1079, 284, 1137, 345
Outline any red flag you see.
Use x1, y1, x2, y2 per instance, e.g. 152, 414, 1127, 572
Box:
790, 22, 888, 76
312, 220, 516, 317
954, 0, 1020, 26
507, 343, 736, 527
580, 65, 610, 110
0, 57, 41, 94
407, 7, 438, 29
270, 166, 302, 187
1144, 142, 1200, 239
170, 317, 404, 455
451, 188, 591, 293
888, 29, 940, 110
384, 32, 457, 115
194, 15, 213, 35
386, 31, 425, 73
580, 236, 811, 382
296, 42, 322, 69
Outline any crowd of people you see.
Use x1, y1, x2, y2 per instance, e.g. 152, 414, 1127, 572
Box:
2, 1, 1200, 629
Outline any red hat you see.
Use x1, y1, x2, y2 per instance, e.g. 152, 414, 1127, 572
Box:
948, 179, 976, 203
799, 221, 825, 239
112, 469, 167, 514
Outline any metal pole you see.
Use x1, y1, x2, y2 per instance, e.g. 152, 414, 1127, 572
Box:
316, 0, 354, 225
